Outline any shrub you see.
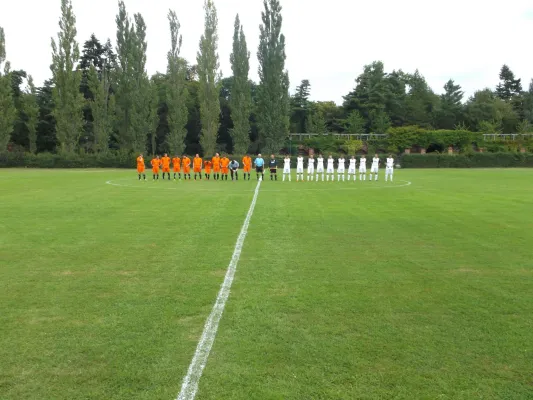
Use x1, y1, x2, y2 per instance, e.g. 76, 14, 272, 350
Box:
399, 152, 533, 168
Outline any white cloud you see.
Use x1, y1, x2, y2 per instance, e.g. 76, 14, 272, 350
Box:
1, 0, 531, 104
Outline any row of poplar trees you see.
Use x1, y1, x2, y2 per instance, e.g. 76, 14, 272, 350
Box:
0, 0, 290, 156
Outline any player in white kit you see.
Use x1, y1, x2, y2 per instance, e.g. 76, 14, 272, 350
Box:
337, 157, 346, 181
347, 156, 357, 181
307, 155, 315, 181
359, 156, 367, 181
385, 154, 394, 182
370, 154, 380, 181
316, 154, 325, 182
326, 155, 335, 181
296, 156, 304, 181
283, 156, 291, 181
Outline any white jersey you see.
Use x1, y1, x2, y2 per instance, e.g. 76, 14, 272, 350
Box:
327, 158, 335, 173
307, 158, 315, 174
359, 158, 367, 172
371, 157, 380, 173
283, 158, 291, 173
386, 158, 394, 168
337, 158, 345, 172
296, 157, 304, 173
348, 158, 356, 173
316, 157, 324, 172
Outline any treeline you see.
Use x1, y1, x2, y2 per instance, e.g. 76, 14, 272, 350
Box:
0, 0, 532, 158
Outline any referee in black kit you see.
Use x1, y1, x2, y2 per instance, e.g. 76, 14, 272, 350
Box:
269, 154, 278, 181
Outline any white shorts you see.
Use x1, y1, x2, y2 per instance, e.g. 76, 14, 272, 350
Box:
386, 167, 394, 174
296, 166, 304, 173
283, 167, 290, 174
337, 168, 345, 174
371, 166, 379, 173
317, 166, 324, 173
359, 167, 366, 173
327, 167, 334, 174
307, 167, 314, 174
348, 167, 356, 174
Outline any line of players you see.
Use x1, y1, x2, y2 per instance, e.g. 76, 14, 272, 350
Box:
291, 154, 395, 182
136, 153, 256, 181
135, 153, 396, 182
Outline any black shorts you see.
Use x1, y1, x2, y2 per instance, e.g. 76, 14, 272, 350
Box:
256, 166, 264, 173
270, 168, 277, 173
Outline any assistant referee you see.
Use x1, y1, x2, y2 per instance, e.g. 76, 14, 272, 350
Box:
269, 154, 277, 181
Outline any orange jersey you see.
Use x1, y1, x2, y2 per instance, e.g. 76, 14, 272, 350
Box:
242, 156, 252, 172
212, 156, 220, 172
220, 157, 230, 173
161, 156, 171, 168
220, 157, 230, 168
161, 156, 171, 172
182, 157, 191, 173
193, 157, 202, 172
172, 157, 181, 172
151, 158, 160, 172
204, 161, 212, 173
137, 156, 145, 173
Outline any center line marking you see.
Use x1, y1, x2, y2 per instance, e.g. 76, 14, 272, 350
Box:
176, 180, 262, 400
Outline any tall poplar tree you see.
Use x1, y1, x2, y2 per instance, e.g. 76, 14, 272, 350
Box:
197, 0, 220, 156
130, 13, 150, 154
23, 76, 40, 153
166, 9, 189, 155
229, 14, 251, 154
87, 65, 115, 153
114, 1, 134, 151
0, 26, 16, 151
257, 0, 290, 153
50, 0, 84, 153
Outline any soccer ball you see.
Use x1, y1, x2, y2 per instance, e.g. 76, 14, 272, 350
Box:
395, 164, 401, 169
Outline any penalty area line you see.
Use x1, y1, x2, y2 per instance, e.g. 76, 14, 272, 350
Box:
176, 179, 262, 400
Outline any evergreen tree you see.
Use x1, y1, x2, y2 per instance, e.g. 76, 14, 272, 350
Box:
0, 26, 16, 151
50, 0, 85, 153
23, 76, 40, 153
229, 14, 251, 154
306, 107, 327, 134
496, 64, 522, 101
434, 79, 464, 129
343, 110, 366, 133
197, 0, 221, 156
166, 9, 189, 155
87, 65, 114, 153
404, 70, 439, 128
291, 79, 311, 133
36, 80, 58, 152
257, 0, 290, 153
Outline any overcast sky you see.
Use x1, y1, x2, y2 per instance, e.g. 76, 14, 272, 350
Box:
1, 0, 532, 104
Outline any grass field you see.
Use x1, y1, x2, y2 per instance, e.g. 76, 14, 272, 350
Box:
1, 168, 532, 400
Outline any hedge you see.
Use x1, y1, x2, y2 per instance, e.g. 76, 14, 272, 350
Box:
399, 152, 533, 168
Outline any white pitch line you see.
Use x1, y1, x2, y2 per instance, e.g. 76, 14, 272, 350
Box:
176, 180, 262, 400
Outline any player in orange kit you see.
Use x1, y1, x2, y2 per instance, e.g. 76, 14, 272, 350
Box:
151, 156, 161, 181
242, 154, 252, 181
182, 154, 191, 180
204, 160, 212, 180
193, 154, 203, 180
220, 155, 230, 181
211, 153, 220, 180
136, 154, 146, 181
172, 155, 181, 180
161, 153, 171, 180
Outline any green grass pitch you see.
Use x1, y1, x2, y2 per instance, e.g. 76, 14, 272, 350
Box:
1, 168, 532, 399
